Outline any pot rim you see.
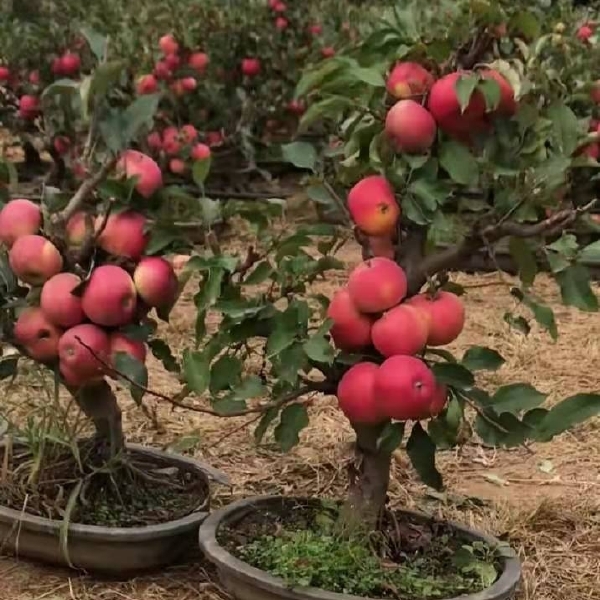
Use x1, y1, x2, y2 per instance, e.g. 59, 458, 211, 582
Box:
199, 494, 522, 600
0, 443, 220, 542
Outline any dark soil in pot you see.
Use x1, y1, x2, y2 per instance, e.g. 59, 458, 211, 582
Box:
218, 497, 513, 600
0, 438, 208, 527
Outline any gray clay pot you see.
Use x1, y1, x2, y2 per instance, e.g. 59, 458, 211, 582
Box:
199, 495, 522, 600
0, 443, 229, 576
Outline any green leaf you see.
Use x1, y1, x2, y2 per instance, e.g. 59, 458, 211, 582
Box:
267, 326, 297, 358
254, 406, 280, 444
477, 79, 501, 112
244, 260, 274, 285
303, 334, 334, 364
41, 78, 80, 99
462, 347, 505, 371
521, 295, 558, 340
195, 267, 226, 312
438, 141, 478, 185
148, 339, 179, 373
556, 265, 599, 312
295, 60, 343, 97
432, 363, 475, 389
298, 97, 353, 131
351, 67, 386, 87
281, 142, 318, 171
212, 397, 247, 415
87, 61, 126, 107
0, 357, 19, 380
80, 26, 108, 61
510, 10, 541, 39
408, 178, 451, 210
455, 74, 479, 113
503, 312, 531, 335
113, 352, 148, 405
509, 237, 537, 287
377, 422, 405, 454
579, 240, 600, 264
492, 384, 547, 415
183, 350, 210, 395
193, 156, 212, 186
428, 397, 463, 449
306, 184, 335, 207
547, 103, 580, 157
210, 355, 242, 393
274, 403, 309, 451
231, 376, 267, 400
406, 423, 443, 491
122, 94, 162, 143
167, 434, 201, 454
535, 393, 600, 441
474, 411, 530, 447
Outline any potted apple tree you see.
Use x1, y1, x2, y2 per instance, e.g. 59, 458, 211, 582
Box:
0, 30, 226, 575
177, 2, 599, 599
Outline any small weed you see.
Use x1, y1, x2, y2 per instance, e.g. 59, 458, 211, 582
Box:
229, 503, 504, 600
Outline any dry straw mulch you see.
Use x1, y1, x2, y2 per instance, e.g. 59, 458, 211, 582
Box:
0, 238, 598, 600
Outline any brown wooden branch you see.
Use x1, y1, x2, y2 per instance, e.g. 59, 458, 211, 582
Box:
73, 335, 334, 417
405, 199, 598, 295
59, 156, 118, 223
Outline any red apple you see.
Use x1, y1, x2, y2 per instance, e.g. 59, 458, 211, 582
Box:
9, 235, 63, 285
275, 17, 288, 30
81, 265, 137, 327
165, 53, 181, 70
406, 291, 465, 346
58, 323, 109, 379
136, 74, 158, 95
133, 256, 178, 308
181, 76, 197, 91
159, 34, 179, 55
169, 158, 186, 174
28, 70, 40, 85
117, 150, 163, 198
385, 99, 437, 153
337, 362, 384, 424
375, 355, 436, 421
96, 210, 148, 260
162, 126, 181, 155
188, 52, 209, 73
154, 60, 172, 81
0, 199, 42, 247
308, 24, 323, 36
14, 307, 62, 362
18, 95, 39, 119
0, 66, 10, 82
321, 47, 336, 58
241, 58, 261, 77
147, 131, 163, 150
53, 135, 71, 155
65, 211, 90, 248
577, 25, 594, 42
40, 272, 84, 328
191, 143, 211, 160
326, 288, 373, 351
386, 62, 434, 99
347, 175, 400, 236
347, 257, 407, 314
371, 304, 429, 357
590, 80, 600, 104
181, 124, 198, 143
59, 52, 81, 76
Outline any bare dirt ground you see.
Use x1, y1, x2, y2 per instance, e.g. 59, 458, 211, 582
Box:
0, 236, 599, 600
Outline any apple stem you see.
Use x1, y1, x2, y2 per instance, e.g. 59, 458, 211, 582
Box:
68, 379, 125, 457
338, 422, 391, 533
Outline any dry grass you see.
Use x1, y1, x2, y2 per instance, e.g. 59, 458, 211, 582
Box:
0, 238, 599, 600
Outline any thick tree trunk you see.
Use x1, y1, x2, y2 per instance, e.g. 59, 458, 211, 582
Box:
339, 423, 391, 534
69, 379, 125, 457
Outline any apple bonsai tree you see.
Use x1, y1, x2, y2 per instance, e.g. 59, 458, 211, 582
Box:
175, 1, 600, 596
0, 27, 220, 556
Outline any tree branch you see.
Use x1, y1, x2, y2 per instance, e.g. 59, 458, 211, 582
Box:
72, 335, 334, 417
405, 199, 598, 295
59, 156, 118, 223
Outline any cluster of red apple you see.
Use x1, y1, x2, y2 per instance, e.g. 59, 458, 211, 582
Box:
382, 61, 518, 154
576, 20, 598, 44
329, 173, 465, 424
0, 150, 176, 388
136, 34, 208, 98
146, 123, 212, 175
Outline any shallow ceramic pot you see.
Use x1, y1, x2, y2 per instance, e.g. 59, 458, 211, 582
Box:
199, 495, 522, 600
0, 443, 228, 576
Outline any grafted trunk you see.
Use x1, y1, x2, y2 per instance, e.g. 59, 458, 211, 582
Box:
339, 423, 391, 534
69, 379, 125, 457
